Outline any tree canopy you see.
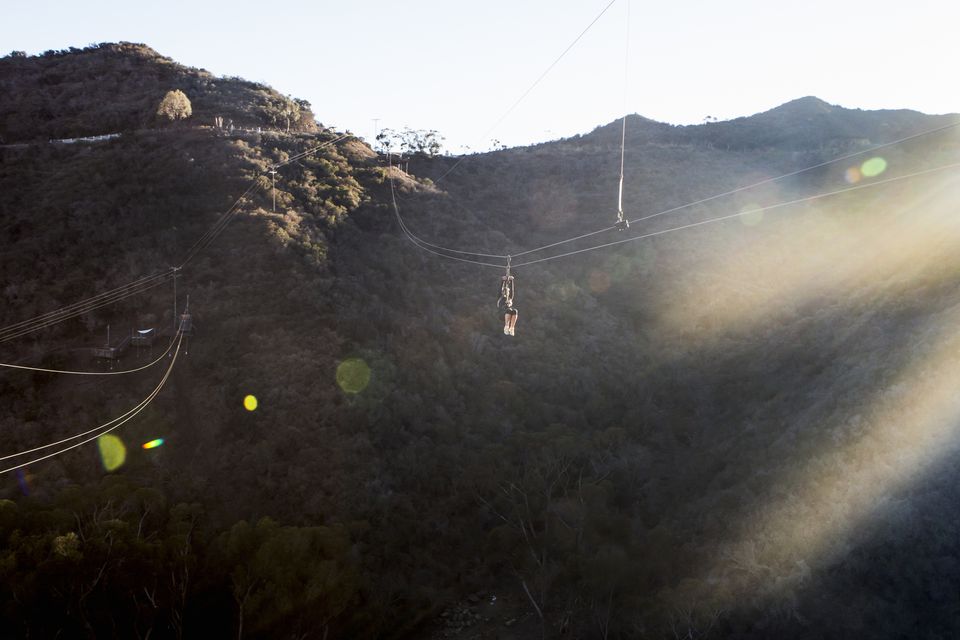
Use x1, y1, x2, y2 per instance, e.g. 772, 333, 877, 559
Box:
157, 89, 192, 122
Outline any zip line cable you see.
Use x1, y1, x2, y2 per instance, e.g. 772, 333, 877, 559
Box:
389, 165, 509, 259
391, 0, 622, 260
0, 325, 180, 376
403, 118, 960, 263
509, 119, 960, 258
389, 177, 503, 268
626, 119, 960, 228
511, 160, 960, 268
0, 331, 183, 474
178, 133, 350, 268
384, 0, 960, 265
432, 0, 619, 187
394, 160, 960, 268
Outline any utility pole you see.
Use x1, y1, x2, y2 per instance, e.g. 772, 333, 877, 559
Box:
172, 266, 180, 334
372, 118, 381, 149
269, 167, 277, 212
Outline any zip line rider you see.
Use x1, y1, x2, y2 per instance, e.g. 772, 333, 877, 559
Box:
498, 257, 518, 336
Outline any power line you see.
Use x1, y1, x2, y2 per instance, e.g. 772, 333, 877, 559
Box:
272, 133, 352, 169
0, 325, 180, 376
0, 273, 174, 344
0, 331, 183, 474
178, 133, 351, 268
0, 271, 171, 337
178, 178, 264, 268
0, 131, 348, 344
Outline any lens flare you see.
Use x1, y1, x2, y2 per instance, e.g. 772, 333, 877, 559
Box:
336, 358, 371, 394
243, 395, 258, 411
97, 434, 126, 472
844, 166, 862, 184
861, 156, 888, 177
142, 438, 165, 450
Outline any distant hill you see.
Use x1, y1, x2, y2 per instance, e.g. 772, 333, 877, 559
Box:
570, 95, 957, 153
0, 42, 317, 143
2, 43, 960, 640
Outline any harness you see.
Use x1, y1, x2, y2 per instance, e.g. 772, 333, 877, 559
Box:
499, 256, 515, 308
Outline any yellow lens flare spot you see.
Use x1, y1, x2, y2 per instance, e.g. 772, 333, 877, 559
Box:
142, 438, 165, 450
336, 358, 371, 394
243, 395, 258, 411
861, 156, 888, 178
97, 434, 126, 472
844, 166, 862, 184
739, 205, 764, 227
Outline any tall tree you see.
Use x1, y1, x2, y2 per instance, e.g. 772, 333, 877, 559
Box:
156, 89, 192, 123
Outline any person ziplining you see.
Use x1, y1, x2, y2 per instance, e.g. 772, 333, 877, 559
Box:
374, 0, 960, 338
498, 257, 518, 336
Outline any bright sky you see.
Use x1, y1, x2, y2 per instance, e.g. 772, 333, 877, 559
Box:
3, 0, 957, 152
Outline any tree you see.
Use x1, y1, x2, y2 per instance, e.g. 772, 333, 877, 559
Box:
156, 89, 192, 123
373, 128, 445, 157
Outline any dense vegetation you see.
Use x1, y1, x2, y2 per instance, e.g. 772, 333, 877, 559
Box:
2, 45, 960, 639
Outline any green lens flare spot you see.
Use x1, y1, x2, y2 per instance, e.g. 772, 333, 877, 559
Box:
243, 395, 258, 411
98, 434, 126, 472
337, 358, 371, 394
861, 157, 888, 178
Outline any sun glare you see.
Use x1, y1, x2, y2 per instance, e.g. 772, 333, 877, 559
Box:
661, 173, 960, 610
653, 172, 960, 347
695, 304, 960, 609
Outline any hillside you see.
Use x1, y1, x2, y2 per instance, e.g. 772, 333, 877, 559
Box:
0, 42, 317, 143
2, 45, 960, 639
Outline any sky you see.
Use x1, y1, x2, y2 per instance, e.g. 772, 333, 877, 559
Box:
3, 0, 958, 153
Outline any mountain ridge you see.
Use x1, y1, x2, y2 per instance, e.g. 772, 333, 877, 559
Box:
2, 43, 960, 640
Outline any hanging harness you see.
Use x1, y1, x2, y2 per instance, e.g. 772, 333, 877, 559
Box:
499, 256, 515, 309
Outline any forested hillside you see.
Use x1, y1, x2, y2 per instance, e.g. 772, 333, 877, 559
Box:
2, 45, 960, 639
